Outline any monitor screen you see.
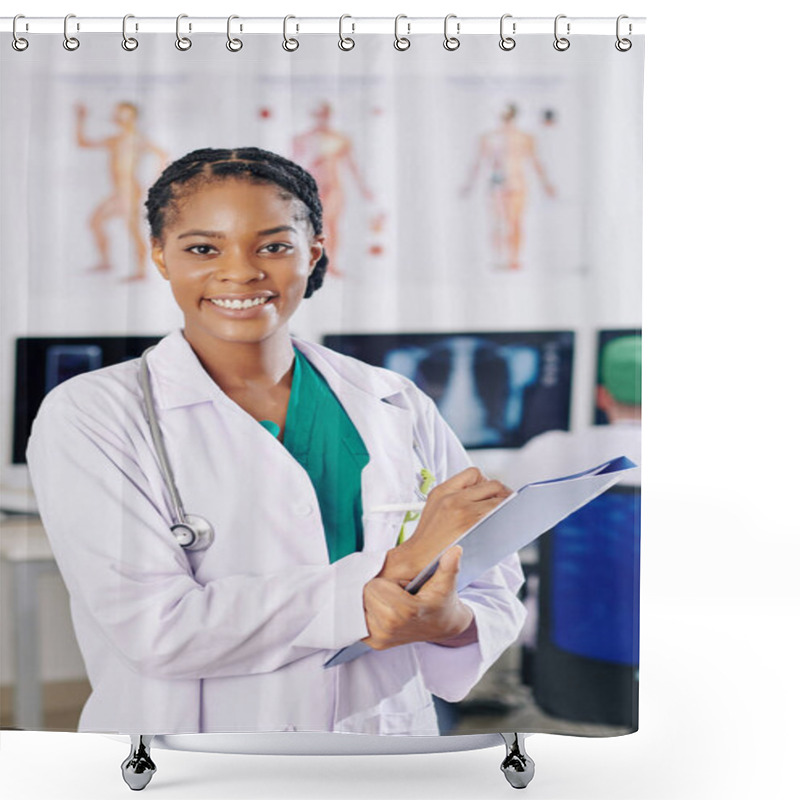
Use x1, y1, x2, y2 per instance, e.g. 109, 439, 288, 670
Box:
594, 329, 642, 425
323, 331, 574, 449
12, 336, 164, 464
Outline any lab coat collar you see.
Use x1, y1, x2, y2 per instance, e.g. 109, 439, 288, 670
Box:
147, 328, 411, 411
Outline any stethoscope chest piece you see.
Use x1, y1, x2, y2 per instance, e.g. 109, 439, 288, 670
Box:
170, 514, 215, 552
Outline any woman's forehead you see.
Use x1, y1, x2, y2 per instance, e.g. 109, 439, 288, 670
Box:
178, 177, 293, 207
168, 178, 303, 228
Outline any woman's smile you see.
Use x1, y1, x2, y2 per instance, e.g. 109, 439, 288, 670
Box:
204, 292, 279, 317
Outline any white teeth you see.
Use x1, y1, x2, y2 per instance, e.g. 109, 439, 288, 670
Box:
210, 297, 272, 309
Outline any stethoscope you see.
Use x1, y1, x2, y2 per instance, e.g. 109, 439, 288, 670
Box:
139, 346, 215, 552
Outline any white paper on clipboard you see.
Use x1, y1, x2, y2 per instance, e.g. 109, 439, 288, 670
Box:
324, 455, 638, 668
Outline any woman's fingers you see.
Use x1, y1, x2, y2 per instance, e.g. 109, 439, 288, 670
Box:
363, 548, 466, 650
460, 478, 512, 502
430, 466, 483, 495
363, 578, 424, 650
429, 472, 510, 505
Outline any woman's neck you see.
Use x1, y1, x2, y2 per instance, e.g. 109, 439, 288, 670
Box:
183, 327, 295, 392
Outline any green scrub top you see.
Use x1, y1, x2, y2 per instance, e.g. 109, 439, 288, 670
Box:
258, 348, 370, 563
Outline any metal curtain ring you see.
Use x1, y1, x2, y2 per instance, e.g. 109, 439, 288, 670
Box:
12, 15, 29, 51
339, 14, 355, 51
394, 14, 410, 51
283, 15, 299, 51
63, 13, 80, 51
122, 14, 139, 51
227, 15, 243, 51
615, 15, 632, 51
499, 14, 516, 51
553, 14, 570, 51
443, 14, 460, 51
176, 14, 192, 50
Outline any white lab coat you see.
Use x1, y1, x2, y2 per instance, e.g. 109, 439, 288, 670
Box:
26, 329, 526, 735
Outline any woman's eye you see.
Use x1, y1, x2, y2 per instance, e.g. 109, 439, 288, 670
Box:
186, 244, 216, 255
262, 243, 293, 254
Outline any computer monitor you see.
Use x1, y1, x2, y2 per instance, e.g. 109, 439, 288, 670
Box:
323, 331, 574, 449
11, 335, 164, 465
593, 329, 642, 425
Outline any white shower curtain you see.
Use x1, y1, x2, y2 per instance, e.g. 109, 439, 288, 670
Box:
0, 23, 644, 737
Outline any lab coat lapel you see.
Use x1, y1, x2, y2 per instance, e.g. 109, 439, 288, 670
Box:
331, 380, 414, 522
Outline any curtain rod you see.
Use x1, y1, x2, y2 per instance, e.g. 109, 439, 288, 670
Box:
1, 16, 646, 37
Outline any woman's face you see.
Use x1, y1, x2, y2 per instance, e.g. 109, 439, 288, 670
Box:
151, 178, 324, 351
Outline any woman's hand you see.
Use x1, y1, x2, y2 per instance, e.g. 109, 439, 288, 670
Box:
363, 547, 477, 650
380, 467, 512, 585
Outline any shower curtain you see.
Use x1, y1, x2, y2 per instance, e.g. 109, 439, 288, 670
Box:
0, 22, 644, 738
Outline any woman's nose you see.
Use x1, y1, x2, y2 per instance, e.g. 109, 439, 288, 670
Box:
215, 251, 265, 281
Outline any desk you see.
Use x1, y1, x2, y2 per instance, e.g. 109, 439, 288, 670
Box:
0, 517, 59, 730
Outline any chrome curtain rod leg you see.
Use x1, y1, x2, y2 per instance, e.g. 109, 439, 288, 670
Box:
121, 735, 157, 791
499, 732, 535, 789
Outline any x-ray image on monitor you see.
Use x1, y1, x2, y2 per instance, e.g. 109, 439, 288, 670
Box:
324, 332, 574, 449
44, 345, 103, 393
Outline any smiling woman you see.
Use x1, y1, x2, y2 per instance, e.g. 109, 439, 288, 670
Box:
144, 149, 328, 424
25, 146, 527, 737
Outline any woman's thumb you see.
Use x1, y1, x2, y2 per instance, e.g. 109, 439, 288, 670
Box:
427, 546, 462, 592
441, 545, 462, 571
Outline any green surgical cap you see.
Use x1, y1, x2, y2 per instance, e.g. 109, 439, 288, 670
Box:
601, 335, 642, 406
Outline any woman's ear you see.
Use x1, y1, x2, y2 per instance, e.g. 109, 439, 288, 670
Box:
309, 234, 326, 273
150, 238, 169, 280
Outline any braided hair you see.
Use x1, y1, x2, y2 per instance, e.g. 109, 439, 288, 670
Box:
145, 147, 327, 298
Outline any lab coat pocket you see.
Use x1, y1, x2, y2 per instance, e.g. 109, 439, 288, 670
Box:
361, 509, 407, 553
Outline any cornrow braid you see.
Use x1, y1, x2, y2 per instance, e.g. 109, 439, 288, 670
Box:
145, 147, 327, 298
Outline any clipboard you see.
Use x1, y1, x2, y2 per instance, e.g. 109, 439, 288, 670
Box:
324, 455, 638, 668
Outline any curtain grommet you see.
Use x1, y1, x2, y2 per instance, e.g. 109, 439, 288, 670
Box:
12, 15, 29, 51
394, 15, 411, 51
553, 14, 570, 52
175, 14, 192, 51
338, 15, 355, 51
283, 15, 299, 52
121, 14, 138, 51
63, 13, 80, 51
443, 14, 460, 51
615, 15, 633, 51
499, 14, 516, 51
226, 15, 243, 51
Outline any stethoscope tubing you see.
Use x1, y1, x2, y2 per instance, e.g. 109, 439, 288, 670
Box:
139, 346, 190, 526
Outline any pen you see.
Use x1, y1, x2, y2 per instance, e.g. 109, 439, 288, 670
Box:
368, 502, 426, 514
